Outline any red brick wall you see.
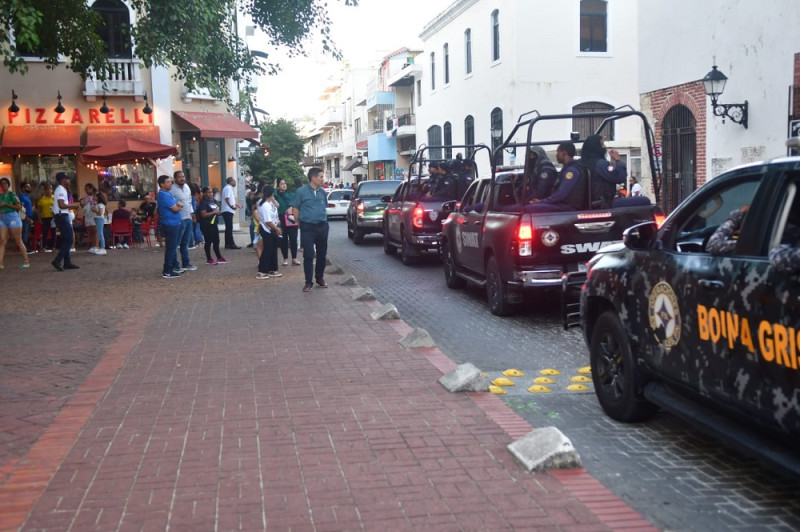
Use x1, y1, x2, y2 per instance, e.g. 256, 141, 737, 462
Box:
645, 81, 707, 186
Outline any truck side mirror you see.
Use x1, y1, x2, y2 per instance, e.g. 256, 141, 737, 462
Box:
442, 200, 458, 214
623, 222, 658, 250
381, 195, 393, 203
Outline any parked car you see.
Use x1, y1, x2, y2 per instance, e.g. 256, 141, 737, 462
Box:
346, 180, 402, 244
326, 189, 352, 219
576, 151, 800, 475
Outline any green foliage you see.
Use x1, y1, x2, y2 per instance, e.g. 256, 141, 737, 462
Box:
1, 0, 358, 99
268, 156, 305, 188
259, 119, 305, 162
241, 118, 305, 185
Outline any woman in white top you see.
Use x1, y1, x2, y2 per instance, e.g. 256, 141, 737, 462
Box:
92, 192, 107, 254
255, 185, 282, 280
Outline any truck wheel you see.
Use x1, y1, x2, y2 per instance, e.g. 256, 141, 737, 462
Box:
354, 229, 365, 244
347, 220, 354, 239
443, 242, 466, 289
383, 229, 396, 255
589, 311, 658, 422
400, 232, 417, 265
486, 256, 515, 316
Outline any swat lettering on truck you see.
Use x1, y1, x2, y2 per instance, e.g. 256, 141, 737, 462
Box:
577, 148, 800, 476
438, 107, 663, 316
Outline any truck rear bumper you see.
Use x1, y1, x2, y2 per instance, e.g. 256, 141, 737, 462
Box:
510, 263, 587, 288
409, 233, 439, 249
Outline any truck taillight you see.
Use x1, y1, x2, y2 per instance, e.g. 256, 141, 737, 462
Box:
357, 201, 364, 213
517, 221, 533, 256
654, 213, 666, 227
412, 205, 424, 228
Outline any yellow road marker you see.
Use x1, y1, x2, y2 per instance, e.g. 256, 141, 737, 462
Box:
527, 385, 552, 393
569, 375, 592, 383
577, 366, 591, 374
540, 368, 561, 376
502, 369, 525, 377
489, 385, 507, 395
566, 384, 590, 391
533, 377, 555, 384
492, 377, 515, 387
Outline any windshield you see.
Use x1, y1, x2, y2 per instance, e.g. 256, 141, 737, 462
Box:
357, 181, 401, 198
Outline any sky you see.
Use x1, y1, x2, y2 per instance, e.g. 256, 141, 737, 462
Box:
249, 0, 453, 121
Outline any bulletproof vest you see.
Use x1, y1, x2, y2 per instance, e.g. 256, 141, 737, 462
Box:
585, 158, 615, 209
562, 162, 588, 210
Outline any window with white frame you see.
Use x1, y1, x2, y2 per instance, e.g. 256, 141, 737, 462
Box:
443, 122, 452, 158
92, 0, 133, 59
430, 52, 436, 90
464, 29, 472, 74
490, 107, 503, 166
572, 101, 614, 140
580, 0, 607, 52
443, 43, 450, 85
427, 125, 442, 160
464, 115, 475, 156
491, 10, 500, 62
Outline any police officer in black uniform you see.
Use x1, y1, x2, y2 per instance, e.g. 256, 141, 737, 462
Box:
526, 142, 586, 213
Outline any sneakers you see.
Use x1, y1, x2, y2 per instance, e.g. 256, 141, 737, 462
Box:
163, 271, 181, 278
95, 248, 107, 255
20, 263, 30, 269
207, 259, 218, 265
256, 272, 270, 280
292, 259, 301, 266
88, 247, 97, 254
154, 243, 161, 247
217, 257, 229, 264
267, 271, 282, 277
182, 264, 198, 271
173, 267, 186, 274
44, 248, 53, 253
122, 243, 130, 249
64, 264, 79, 270
283, 260, 289, 266
51, 259, 63, 271
116, 243, 122, 249
188, 245, 196, 250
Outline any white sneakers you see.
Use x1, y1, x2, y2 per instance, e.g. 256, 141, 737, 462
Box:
88, 247, 108, 255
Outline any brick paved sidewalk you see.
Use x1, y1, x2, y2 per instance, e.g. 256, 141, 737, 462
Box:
0, 243, 655, 531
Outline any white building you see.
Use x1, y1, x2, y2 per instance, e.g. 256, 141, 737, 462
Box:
639, 0, 800, 211
415, 0, 640, 170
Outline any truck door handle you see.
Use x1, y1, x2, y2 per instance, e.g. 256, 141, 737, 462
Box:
698, 279, 725, 290
473, 220, 482, 225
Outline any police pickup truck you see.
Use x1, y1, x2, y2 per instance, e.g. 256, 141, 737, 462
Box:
382, 144, 492, 265
577, 148, 800, 474
439, 108, 662, 316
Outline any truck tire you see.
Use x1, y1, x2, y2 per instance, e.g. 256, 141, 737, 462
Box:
443, 241, 466, 289
383, 229, 396, 255
347, 219, 354, 239
400, 231, 417, 265
589, 311, 658, 422
486, 256, 515, 316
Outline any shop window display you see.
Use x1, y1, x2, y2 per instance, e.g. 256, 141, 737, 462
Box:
95, 163, 156, 201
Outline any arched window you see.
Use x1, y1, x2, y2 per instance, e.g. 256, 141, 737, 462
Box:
464, 29, 472, 74
427, 125, 443, 160
491, 10, 500, 62
464, 115, 475, 156
580, 0, 607, 52
443, 122, 453, 158
430, 52, 436, 90
92, 0, 132, 58
490, 107, 503, 166
443, 43, 450, 85
572, 101, 614, 140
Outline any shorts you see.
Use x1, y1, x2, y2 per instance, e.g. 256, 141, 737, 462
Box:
0, 211, 22, 229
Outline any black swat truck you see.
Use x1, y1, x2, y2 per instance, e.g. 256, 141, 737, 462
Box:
439, 107, 663, 316
382, 144, 493, 265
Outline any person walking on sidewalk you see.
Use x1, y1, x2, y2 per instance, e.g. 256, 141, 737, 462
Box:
290, 167, 328, 292
255, 185, 282, 280
50, 172, 79, 271
170, 171, 197, 272
221, 177, 242, 249
157, 175, 184, 278
197, 186, 227, 265
0, 177, 31, 269
18, 181, 34, 253
275, 178, 299, 266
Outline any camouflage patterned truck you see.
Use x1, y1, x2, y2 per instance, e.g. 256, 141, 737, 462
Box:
580, 151, 800, 475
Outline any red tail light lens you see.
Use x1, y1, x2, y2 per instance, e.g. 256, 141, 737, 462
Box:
357, 201, 364, 213
412, 205, 424, 228
654, 213, 666, 227
517, 221, 533, 256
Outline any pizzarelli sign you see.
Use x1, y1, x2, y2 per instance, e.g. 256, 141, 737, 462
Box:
7, 107, 154, 125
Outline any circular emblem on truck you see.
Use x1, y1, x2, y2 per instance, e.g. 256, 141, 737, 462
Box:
541, 229, 559, 247
648, 281, 681, 349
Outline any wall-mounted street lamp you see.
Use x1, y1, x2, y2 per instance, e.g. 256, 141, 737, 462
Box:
702, 64, 748, 129
99, 93, 110, 114
8, 90, 19, 113
142, 91, 153, 115
54, 91, 65, 114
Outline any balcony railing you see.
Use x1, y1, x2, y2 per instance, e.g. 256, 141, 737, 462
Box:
84, 58, 143, 97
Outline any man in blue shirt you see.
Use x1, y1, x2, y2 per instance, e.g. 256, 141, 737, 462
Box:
157, 174, 184, 278
290, 167, 328, 292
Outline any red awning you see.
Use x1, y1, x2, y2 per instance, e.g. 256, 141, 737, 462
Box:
84, 125, 162, 150
173, 111, 258, 139
80, 137, 178, 166
0, 125, 82, 155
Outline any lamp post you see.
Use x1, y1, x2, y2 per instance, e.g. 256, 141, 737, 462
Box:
702, 65, 748, 128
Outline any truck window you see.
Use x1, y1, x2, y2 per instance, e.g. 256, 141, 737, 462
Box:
769, 177, 800, 252
673, 178, 760, 253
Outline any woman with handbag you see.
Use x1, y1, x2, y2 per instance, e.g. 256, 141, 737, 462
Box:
275, 178, 299, 266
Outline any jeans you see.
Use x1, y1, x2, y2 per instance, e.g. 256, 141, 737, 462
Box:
162, 224, 180, 275
95, 217, 105, 248
222, 211, 235, 247
21, 218, 32, 250
173, 218, 192, 269
54, 214, 74, 266
299, 221, 328, 284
